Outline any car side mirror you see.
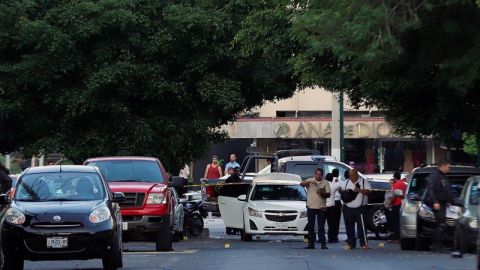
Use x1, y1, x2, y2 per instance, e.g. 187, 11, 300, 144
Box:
112, 192, 126, 203
169, 176, 186, 189
393, 189, 404, 196
237, 194, 247, 201
0, 194, 9, 205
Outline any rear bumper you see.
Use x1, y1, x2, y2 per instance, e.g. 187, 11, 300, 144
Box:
2, 223, 117, 261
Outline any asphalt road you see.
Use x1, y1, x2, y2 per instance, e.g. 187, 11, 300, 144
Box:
24, 218, 477, 270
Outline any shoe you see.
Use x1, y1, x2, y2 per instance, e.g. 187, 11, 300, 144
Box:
304, 246, 315, 249
321, 245, 328, 250
344, 245, 355, 250
360, 245, 370, 250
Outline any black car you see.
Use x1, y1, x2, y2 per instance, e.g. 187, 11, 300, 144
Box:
0, 165, 125, 270
415, 166, 480, 251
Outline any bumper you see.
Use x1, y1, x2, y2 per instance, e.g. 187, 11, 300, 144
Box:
245, 216, 308, 235
400, 212, 417, 238
417, 216, 456, 243
2, 222, 117, 261
122, 215, 169, 234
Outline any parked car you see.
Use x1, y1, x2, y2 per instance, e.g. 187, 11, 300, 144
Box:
84, 157, 184, 251
455, 176, 480, 253
0, 165, 125, 270
218, 173, 308, 241
400, 166, 480, 250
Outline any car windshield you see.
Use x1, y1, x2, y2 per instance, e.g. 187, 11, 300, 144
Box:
15, 172, 105, 201
408, 173, 475, 199
250, 184, 307, 201
86, 160, 164, 183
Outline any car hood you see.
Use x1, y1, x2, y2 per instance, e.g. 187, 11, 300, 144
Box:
248, 200, 306, 212
14, 200, 104, 215
108, 181, 166, 193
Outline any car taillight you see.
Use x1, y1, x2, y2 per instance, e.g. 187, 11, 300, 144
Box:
206, 186, 215, 199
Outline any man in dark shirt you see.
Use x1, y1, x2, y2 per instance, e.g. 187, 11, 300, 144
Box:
423, 159, 453, 252
223, 167, 242, 197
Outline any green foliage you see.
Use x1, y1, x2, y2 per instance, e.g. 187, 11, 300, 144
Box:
463, 133, 478, 156
0, 0, 297, 172
239, 0, 480, 144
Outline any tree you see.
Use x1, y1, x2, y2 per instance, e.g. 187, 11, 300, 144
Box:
239, 0, 480, 152
0, 0, 297, 171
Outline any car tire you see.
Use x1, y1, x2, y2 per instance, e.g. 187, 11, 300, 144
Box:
415, 235, 429, 251
240, 230, 252, 241
366, 205, 388, 237
2, 254, 24, 270
400, 238, 415, 250
187, 213, 204, 237
156, 217, 173, 251
102, 233, 123, 270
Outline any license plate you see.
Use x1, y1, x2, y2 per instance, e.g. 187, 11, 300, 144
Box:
46, 237, 68, 248
122, 222, 128, 231
275, 223, 288, 230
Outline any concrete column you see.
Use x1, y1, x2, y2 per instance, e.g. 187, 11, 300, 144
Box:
426, 140, 435, 165
31, 156, 37, 167
39, 155, 45, 166
331, 92, 342, 161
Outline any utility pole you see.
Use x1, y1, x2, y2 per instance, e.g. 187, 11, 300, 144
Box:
339, 88, 344, 162
331, 78, 345, 162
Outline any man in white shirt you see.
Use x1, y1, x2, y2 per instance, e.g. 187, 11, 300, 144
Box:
340, 169, 371, 249
326, 169, 341, 243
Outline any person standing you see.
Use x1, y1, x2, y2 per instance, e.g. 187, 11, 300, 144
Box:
326, 169, 342, 243
341, 169, 371, 249
179, 164, 190, 179
204, 155, 222, 179
224, 154, 240, 175
0, 163, 13, 195
423, 160, 453, 252
385, 171, 407, 242
300, 168, 331, 249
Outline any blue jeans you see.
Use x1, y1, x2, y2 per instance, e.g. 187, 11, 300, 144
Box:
343, 205, 366, 248
307, 208, 327, 247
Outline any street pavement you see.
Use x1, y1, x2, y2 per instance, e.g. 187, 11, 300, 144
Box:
25, 218, 477, 270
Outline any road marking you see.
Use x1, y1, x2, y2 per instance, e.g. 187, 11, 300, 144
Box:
124, 249, 198, 255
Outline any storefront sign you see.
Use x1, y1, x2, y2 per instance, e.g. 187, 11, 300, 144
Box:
273, 121, 393, 139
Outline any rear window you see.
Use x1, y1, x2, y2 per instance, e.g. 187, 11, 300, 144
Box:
86, 160, 164, 183
250, 184, 307, 201
408, 173, 475, 199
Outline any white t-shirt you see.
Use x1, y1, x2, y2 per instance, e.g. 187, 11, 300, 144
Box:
344, 178, 371, 208
327, 180, 341, 207
333, 177, 343, 201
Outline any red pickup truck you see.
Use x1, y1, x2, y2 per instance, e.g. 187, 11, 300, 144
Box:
84, 156, 184, 251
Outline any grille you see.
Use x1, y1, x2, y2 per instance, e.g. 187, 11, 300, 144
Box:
120, 193, 146, 208
265, 210, 297, 214
446, 218, 456, 227
122, 216, 142, 222
32, 222, 83, 229
265, 214, 297, 222
264, 226, 299, 231
24, 235, 90, 253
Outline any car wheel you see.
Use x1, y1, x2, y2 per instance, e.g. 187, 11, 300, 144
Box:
2, 254, 24, 270
367, 206, 388, 238
155, 217, 173, 251
240, 230, 252, 241
187, 213, 204, 237
415, 234, 429, 251
102, 233, 123, 270
400, 238, 415, 250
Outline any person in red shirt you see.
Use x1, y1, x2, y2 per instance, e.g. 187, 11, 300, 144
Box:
387, 171, 407, 242
204, 155, 223, 179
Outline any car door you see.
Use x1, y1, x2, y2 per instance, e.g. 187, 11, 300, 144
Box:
218, 194, 247, 229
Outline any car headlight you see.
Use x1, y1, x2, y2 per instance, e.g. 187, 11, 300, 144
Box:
403, 202, 419, 214
147, 193, 166, 205
418, 205, 435, 219
300, 211, 308, 219
248, 207, 262, 218
5, 208, 26, 225
469, 219, 479, 229
89, 206, 111, 223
